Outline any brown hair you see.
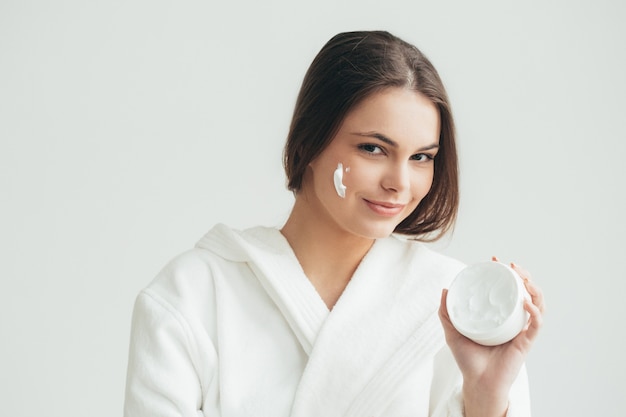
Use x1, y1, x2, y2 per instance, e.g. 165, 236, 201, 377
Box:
283, 31, 458, 241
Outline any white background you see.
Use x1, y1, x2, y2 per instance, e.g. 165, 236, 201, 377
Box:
1, 0, 625, 416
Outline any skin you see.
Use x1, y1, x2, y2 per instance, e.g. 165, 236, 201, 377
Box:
440, 257, 545, 417
281, 87, 440, 309
281, 87, 544, 417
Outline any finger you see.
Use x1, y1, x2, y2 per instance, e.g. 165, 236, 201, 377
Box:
438, 290, 457, 333
522, 297, 543, 343
510, 262, 545, 312
510, 262, 532, 281
438, 289, 451, 323
492, 255, 500, 262
523, 278, 546, 314
438, 289, 468, 345
511, 298, 543, 350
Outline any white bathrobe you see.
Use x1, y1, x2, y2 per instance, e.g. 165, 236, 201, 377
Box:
124, 224, 531, 417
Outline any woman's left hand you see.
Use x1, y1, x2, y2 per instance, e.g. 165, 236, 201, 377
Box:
438, 258, 545, 417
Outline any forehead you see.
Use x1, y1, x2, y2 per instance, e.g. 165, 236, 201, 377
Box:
339, 87, 440, 145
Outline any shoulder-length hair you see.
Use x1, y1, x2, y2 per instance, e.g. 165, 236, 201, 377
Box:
283, 31, 458, 241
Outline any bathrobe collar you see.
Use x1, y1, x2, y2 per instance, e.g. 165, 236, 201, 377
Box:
197, 223, 450, 416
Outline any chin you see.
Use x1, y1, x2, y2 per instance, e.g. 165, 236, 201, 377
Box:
350, 222, 398, 240
345, 207, 415, 240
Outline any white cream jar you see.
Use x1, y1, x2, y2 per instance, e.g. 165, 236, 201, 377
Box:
446, 261, 530, 346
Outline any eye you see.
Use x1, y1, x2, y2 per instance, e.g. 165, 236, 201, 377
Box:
411, 153, 435, 162
358, 143, 385, 155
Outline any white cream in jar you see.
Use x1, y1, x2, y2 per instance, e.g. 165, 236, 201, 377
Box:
446, 261, 530, 346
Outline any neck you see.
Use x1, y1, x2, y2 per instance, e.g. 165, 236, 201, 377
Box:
281, 195, 375, 309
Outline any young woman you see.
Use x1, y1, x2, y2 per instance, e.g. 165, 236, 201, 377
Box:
124, 31, 544, 417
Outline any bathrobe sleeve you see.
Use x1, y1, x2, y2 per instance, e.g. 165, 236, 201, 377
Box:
124, 289, 219, 417
429, 346, 532, 417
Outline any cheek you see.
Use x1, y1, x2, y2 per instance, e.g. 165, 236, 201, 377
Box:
410, 168, 435, 198
340, 160, 378, 191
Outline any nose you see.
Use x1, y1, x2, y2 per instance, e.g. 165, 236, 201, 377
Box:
381, 162, 410, 193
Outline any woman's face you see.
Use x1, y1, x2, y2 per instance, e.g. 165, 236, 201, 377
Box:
302, 87, 440, 239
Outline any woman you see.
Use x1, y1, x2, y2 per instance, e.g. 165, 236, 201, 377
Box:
124, 31, 544, 417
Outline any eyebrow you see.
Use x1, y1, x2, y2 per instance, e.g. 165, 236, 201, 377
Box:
352, 131, 440, 151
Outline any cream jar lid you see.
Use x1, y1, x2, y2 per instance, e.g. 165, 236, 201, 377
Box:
447, 261, 529, 346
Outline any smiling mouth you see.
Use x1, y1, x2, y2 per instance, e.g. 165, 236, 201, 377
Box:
363, 199, 407, 216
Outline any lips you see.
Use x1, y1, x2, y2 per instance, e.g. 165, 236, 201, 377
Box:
363, 199, 407, 216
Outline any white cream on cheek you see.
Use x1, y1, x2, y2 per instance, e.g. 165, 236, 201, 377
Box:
333, 163, 350, 198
